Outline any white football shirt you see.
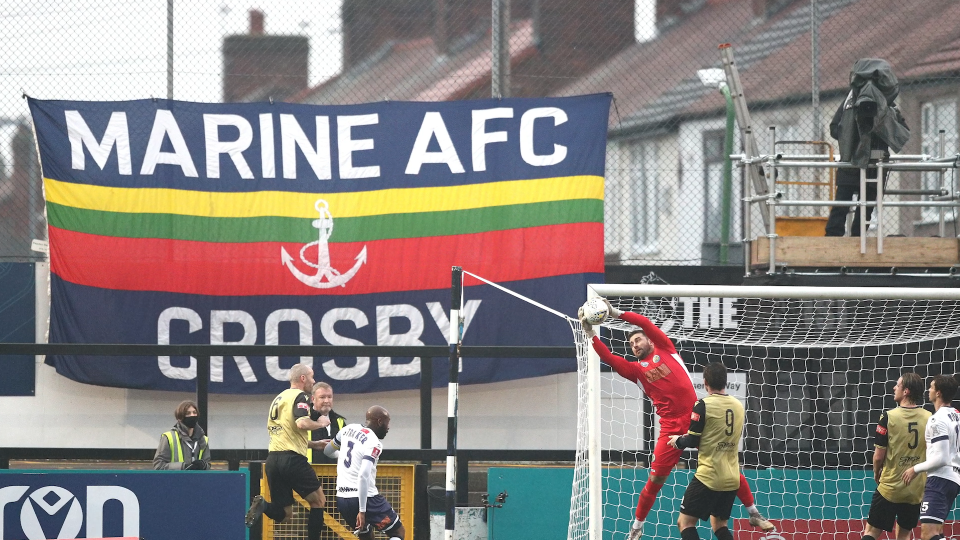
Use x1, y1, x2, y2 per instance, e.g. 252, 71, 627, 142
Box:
922, 406, 960, 485
333, 423, 383, 498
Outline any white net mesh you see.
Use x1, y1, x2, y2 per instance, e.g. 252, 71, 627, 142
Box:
569, 285, 960, 540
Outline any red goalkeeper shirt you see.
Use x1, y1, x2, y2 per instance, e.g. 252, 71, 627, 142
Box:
590, 311, 697, 432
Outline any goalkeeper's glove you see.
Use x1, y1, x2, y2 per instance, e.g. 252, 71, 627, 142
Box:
602, 298, 623, 319
579, 316, 597, 339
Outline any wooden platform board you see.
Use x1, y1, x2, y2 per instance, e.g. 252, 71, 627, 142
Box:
750, 236, 960, 268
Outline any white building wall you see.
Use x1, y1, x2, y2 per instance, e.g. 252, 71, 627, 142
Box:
0, 358, 583, 451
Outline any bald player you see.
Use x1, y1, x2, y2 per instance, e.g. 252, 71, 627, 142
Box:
245, 364, 331, 540
325, 406, 405, 540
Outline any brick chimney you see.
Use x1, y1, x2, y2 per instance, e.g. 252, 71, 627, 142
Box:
222, 10, 309, 102
4, 122, 42, 245
533, 0, 634, 87
434, 0, 487, 56
342, 0, 435, 69
249, 9, 265, 35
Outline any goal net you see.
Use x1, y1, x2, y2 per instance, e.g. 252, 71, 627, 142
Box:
569, 284, 960, 540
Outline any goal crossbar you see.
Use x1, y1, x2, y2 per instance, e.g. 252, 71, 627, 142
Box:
589, 284, 960, 301
573, 283, 960, 540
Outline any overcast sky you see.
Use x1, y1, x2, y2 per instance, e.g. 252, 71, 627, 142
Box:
0, 0, 343, 122
0, 0, 654, 124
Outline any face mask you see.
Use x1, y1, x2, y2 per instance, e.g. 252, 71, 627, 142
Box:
182, 416, 198, 429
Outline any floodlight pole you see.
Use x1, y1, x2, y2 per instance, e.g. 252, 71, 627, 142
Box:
720, 83, 735, 265
696, 69, 736, 265
492, 0, 510, 97
167, 0, 174, 99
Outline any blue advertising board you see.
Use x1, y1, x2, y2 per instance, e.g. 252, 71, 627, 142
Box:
0, 470, 247, 540
0, 263, 35, 396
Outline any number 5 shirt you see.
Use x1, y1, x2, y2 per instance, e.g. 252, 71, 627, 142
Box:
331, 423, 384, 498
874, 405, 930, 504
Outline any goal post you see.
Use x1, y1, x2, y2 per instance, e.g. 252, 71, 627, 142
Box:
571, 284, 960, 540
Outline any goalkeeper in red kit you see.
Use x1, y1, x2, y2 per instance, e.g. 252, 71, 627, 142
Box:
580, 298, 774, 540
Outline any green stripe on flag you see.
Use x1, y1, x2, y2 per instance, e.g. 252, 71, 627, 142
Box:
47, 199, 603, 243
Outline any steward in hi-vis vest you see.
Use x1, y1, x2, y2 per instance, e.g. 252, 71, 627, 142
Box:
153, 400, 210, 471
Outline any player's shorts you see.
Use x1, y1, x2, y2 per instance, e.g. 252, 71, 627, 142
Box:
337, 495, 401, 534
679, 476, 737, 521
867, 490, 921, 532
265, 451, 323, 508
650, 433, 684, 477
919, 476, 960, 524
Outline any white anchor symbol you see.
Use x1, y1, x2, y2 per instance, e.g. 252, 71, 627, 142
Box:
281, 200, 367, 288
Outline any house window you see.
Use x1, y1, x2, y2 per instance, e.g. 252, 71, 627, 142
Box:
630, 142, 659, 252
703, 130, 740, 242
920, 99, 959, 223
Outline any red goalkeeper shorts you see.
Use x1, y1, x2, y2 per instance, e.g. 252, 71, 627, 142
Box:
650, 417, 691, 477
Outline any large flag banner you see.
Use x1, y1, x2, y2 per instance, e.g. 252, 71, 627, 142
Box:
30, 95, 609, 393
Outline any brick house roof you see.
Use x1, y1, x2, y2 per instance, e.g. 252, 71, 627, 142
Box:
560, 0, 960, 137
294, 20, 537, 105
689, 0, 960, 110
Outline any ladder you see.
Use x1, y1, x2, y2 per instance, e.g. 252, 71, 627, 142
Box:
719, 44, 772, 232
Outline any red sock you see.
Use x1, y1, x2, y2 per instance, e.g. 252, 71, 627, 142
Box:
737, 473, 755, 508
635, 479, 664, 521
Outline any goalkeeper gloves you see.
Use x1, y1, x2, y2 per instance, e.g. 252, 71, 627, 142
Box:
579, 316, 597, 339
602, 298, 623, 318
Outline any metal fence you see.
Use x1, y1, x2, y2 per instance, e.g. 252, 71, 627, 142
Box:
2, 0, 959, 265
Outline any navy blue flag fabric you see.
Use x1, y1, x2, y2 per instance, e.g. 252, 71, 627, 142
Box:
30, 94, 610, 393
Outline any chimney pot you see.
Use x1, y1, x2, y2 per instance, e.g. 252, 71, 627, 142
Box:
250, 9, 265, 35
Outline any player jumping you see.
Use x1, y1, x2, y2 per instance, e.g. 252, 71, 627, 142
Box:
580, 298, 774, 540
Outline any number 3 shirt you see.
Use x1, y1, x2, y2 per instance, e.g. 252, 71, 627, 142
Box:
332, 423, 384, 499
874, 405, 930, 504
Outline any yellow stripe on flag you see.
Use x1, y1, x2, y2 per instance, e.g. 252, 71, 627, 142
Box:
44, 176, 604, 218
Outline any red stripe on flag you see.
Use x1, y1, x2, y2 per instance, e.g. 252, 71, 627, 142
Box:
49, 223, 603, 296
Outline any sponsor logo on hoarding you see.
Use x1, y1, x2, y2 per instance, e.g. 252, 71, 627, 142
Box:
0, 485, 139, 539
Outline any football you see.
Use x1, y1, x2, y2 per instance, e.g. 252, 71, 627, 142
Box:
580, 297, 609, 325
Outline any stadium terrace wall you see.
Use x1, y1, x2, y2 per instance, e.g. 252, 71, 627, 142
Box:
489, 468, 960, 540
